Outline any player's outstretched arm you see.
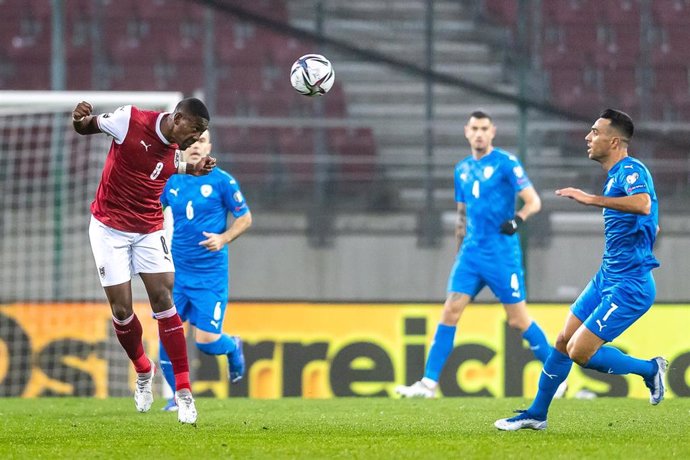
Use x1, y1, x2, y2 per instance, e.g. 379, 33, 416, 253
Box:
555, 188, 651, 215
71, 101, 101, 135
185, 155, 216, 176
199, 211, 253, 252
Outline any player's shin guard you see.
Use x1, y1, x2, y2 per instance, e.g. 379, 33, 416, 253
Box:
196, 334, 238, 355
155, 307, 191, 392
522, 321, 552, 363
584, 345, 656, 378
423, 324, 456, 382
112, 313, 151, 374
528, 349, 573, 419
159, 339, 177, 391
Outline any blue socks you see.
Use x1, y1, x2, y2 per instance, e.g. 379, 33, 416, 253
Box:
196, 333, 238, 356
584, 346, 655, 379
423, 324, 456, 382
522, 321, 552, 363
528, 349, 573, 419
422, 322, 550, 383
159, 334, 239, 391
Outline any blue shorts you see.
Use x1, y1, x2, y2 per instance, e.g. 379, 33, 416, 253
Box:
447, 247, 526, 304
173, 274, 229, 334
571, 269, 656, 342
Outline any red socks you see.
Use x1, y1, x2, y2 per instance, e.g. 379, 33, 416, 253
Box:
154, 308, 191, 392
112, 314, 151, 374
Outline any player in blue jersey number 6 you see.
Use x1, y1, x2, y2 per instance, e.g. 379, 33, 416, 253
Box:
159, 129, 252, 411
495, 109, 666, 431
396, 110, 560, 398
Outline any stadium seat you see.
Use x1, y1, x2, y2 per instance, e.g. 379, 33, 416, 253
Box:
652, 27, 690, 65
258, 89, 299, 116
547, 65, 602, 114
0, 9, 26, 49
164, 60, 202, 94
542, 0, 600, 25
25, 0, 53, 18
653, 65, 690, 100
66, 61, 94, 90
329, 127, 377, 185
483, 0, 518, 25
594, 26, 641, 67
134, 0, 206, 20
602, 0, 641, 25
104, 18, 155, 61
97, 0, 141, 18
601, 65, 639, 108
4, 62, 50, 89
278, 127, 316, 180
156, 20, 205, 63
216, 40, 266, 67
541, 24, 599, 66
651, 0, 690, 25
107, 64, 161, 91
220, 126, 275, 179
654, 147, 689, 193
238, 0, 289, 21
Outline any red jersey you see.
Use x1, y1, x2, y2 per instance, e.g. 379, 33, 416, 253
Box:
90, 105, 182, 233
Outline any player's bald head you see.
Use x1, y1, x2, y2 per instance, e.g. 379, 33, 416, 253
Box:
174, 98, 210, 122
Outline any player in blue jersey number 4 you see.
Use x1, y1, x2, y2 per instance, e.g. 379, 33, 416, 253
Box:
495, 109, 666, 431
396, 111, 563, 398
159, 129, 252, 411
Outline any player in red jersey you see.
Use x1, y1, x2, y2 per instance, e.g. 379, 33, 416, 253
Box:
72, 98, 214, 424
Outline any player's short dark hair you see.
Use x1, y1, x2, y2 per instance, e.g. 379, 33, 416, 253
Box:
175, 97, 210, 122
469, 110, 491, 121
600, 108, 633, 140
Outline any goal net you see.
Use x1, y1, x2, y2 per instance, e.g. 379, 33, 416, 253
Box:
0, 91, 181, 397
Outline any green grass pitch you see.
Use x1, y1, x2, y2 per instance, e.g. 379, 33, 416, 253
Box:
1, 398, 688, 459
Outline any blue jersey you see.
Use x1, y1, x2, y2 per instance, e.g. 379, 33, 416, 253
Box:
161, 168, 249, 276
454, 148, 532, 252
600, 156, 659, 278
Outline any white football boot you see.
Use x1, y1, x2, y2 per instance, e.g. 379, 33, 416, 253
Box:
495, 411, 547, 431
176, 389, 198, 424
394, 380, 436, 398
646, 356, 668, 405
134, 360, 155, 412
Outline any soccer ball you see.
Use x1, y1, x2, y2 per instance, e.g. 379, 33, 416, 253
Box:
290, 54, 335, 96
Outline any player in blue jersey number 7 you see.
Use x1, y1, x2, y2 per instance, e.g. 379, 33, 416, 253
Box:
495, 109, 667, 431
396, 111, 562, 398
159, 129, 252, 411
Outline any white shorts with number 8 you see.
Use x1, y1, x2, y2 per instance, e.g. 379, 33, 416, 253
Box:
89, 215, 175, 287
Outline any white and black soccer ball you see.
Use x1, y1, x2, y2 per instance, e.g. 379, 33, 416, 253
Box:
290, 54, 335, 96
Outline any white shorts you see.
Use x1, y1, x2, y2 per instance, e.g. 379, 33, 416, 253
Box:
89, 215, 175, 287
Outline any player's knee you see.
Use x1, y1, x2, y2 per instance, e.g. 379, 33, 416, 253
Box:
554, 333, 569, 354
195, 329, 220, 344
565, 342, 590, 366
506, 316, 528, 331
441, 297, 465, 324
440, 306, 460, 325
110, 303, 133, 320
148, 290, 174, 312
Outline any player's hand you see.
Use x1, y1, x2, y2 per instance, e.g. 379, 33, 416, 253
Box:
499, 216, 523, 235
199, 231, 227, 251
190, 155, 216, 176
555, 187, 594, 205
72, 101, 93, 122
